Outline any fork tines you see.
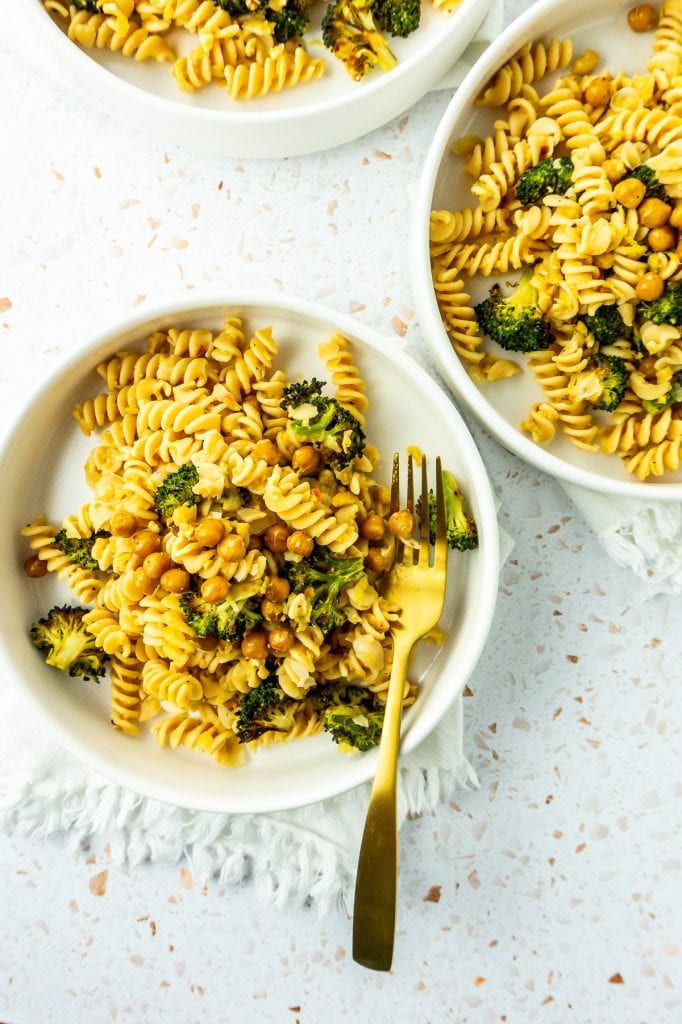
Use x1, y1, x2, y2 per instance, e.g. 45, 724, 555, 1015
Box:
390, 452, 447, 567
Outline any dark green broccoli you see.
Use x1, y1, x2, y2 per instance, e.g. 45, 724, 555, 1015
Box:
213, 0, 269, 13
154, 464, 200, 521
282, 379, 365, 469
474, 267, 554, 352
321, 0, 397, 81
266, 0, 314, 41
580, 304, 630, 346
30, 605, 108, 682
72, 0, 100, 9
54, 530, 109, 571
516, 156, 574, 206
642, 373, 682, 413
639, 280, 682, 326
308, 684, 385, 751
417, 469, 478, 552
284, 546, 365, 635
588, 355, 628, 412
373, 0, 420, 37
624, 165, 666, 200
235, 676, 299, 743
179, 581, 264, 643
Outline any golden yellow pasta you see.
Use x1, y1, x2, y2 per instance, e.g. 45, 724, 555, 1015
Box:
431, 1, 682, 481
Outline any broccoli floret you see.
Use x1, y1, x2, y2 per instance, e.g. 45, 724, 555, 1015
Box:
322, 0, 397, 81
639, 280, 682, 326
284, 547, 365, 635
235, 676, 299, 743
580, 305, 630, 346
516, 156, 574, 206
30, 605, 108, 682
213, 0, 268, 13
282, 379, 365, 469
373, 0, 420, 37
589, 356, 628, 412
474, 267, 554, 352
72, 0, 100, 9
308, 683, 385, 751
154, 464, 200, 521
266, 0, 314, 41
54, 529, 109, 571
642, 373, 682, 413
418, 469, 478, 552
624, 165, 666, 200
179, 581, 264, 643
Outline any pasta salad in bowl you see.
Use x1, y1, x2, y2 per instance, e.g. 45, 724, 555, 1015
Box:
22, 0, 494, 157
0, 295, 498, 813
411, 0, 682, 499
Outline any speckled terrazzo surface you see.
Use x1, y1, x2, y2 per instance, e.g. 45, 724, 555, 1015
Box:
1, 2, 681, 1021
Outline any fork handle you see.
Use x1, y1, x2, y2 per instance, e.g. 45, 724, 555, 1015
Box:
352, 634, 413, 972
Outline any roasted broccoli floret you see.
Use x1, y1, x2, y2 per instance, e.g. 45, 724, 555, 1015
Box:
516, 156, 574, 206
589, 355, 628, 412
30, 605, 108, 682
179, 582, 264, 642
266, 0, 314, 41
308, 683, 385, 750
154, 464, 200, 521
474, 267, 554, 352
417, 469, 478, 552
322, 0, 397, 81
284, 547, 365, 635
235, 676, 299, 743
72, 0, 100, 9
580, 304, 630, 346
373, 0, 420, 36
624, 165, 666, 200
282, 379, 365, 469
214, 0, 268, 13
55, 529, 109, 571
639, 280, 682, 326
643, 373, 682, 413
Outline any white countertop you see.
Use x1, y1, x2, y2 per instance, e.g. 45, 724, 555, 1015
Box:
1, 3, 680, 1021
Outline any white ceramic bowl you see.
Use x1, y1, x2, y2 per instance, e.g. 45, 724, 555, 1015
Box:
411, 0, 682, 500
23, 0, 493, 158
0, 294, 499, 813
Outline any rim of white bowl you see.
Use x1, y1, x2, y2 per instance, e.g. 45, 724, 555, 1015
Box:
26, 0, 491, 133
0, 291, 500, 812
411, 0, 682, 502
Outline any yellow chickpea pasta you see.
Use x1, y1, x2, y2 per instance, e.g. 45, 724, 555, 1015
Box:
431, 2, 682, 481
21, 317, 449, 766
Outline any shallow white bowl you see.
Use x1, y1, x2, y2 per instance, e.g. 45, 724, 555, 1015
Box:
0, 294, 499, 813
23, 0, 493, 158
411, 0, 682, 500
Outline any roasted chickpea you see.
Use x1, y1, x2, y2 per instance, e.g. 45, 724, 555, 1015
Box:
162, 567, 191, 593
639, 197, 672, 228
287, 530, 314, 557
627, 3, 657, 32
602, 158, 626, 184
364, 549, 387, 573
669, 205, 682, 230
648, 225, 676, 251
217, 534, 247, 562
194, 517, 225, 547
584, 77, 611, 108
133, 566, 157, 595
360, 514, 386, 541
264, 523, 290, 553
261, 598, 284, 621
614, 177, 647, 208
110, 511, 138, 538
639, 355, 658, 377
241, 631, 269, 660
23, 555, 47, 578
198, 634, 218, 652
248, 534, 263, 551
251, 439, 280, 466
291, 445, 320, 475
132, 530, 162, 557
200, 576, 230, 603
268, 625, 294, 653
266, 576, 290, 602
635, 272, 665, 302
388, 508, 414, 539
143, 551, 172, 579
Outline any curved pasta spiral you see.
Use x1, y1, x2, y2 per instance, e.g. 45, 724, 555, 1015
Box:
477, 37, 573, 107
318, 334, 368, 426
224, 45, 324, 99
263, 465, 358, 551
110, 652, 143, 735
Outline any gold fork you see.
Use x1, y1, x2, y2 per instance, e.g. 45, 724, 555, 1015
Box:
352, 453, 447, 972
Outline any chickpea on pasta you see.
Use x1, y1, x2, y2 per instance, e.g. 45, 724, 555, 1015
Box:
431, 1, 682, 480
21, 317, 426, 766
